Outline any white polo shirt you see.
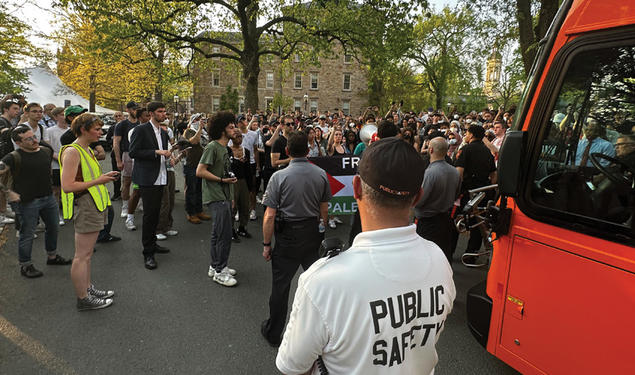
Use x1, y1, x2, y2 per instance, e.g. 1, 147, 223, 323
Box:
276, 224, 456, 375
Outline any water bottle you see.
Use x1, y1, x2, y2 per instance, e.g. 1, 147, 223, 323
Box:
319, 219, 326, 233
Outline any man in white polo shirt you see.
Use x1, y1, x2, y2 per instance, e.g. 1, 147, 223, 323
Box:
276, 137, 456, 375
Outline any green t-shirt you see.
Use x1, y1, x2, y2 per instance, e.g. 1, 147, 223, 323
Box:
200, 140, 233, 204
353, 142, 366, 156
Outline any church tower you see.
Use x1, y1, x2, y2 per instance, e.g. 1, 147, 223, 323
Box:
484, 46, 502, 98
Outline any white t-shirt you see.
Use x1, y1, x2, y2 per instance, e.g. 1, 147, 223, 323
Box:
276, 225, 456, 375
43, 125, 68, 169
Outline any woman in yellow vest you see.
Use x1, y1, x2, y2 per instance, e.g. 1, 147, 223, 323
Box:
60, 113, 119, 311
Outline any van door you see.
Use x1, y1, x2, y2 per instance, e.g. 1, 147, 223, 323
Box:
501, 32, 635, 374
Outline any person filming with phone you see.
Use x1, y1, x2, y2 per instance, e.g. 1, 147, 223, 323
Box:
276, 138, 456, 375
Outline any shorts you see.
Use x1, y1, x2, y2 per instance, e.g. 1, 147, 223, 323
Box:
73, 194, 108, 233
122, 152, 134, 177
51, 169, 61, 187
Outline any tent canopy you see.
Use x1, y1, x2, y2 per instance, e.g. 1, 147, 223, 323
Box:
23, 66, 116, 114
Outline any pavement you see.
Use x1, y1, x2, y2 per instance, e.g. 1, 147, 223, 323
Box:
0, 166, 519, 375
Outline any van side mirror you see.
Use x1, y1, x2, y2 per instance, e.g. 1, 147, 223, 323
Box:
497, 131, 526, 197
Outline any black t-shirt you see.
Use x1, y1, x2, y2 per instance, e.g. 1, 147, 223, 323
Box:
272, 135, 288, 168
454, 140, 496, 191
114, 119, 139, 154
229, 147, 253, 190
2, 148, 52, 202
262, 133, 273, 170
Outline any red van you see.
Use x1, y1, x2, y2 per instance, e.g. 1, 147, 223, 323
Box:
467, 0, 635, 374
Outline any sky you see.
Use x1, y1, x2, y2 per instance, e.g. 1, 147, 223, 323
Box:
9, 0, 458, 61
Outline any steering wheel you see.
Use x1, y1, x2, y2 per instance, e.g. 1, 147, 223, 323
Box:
589, 152, 634, 187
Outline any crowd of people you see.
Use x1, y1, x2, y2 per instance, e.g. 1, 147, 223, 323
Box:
0, 92, 510, 373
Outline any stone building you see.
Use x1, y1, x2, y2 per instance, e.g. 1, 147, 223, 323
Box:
484, 47, 502, 99
192, 41, 369, 116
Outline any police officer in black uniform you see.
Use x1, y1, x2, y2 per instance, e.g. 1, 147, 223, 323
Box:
260, 131, 332, 347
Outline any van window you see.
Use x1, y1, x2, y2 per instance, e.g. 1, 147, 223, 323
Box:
530, 44, 634, 233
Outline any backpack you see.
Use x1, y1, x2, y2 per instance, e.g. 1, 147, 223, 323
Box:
0, 117, 14, 158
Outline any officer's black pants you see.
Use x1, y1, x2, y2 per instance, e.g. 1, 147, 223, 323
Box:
416, 212, 455, 263
264, 218, 321, 344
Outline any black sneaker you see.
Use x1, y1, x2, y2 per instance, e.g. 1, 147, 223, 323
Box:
88, 284, 115, 298
46, 255, 72, 265
232, 230, 241, 243
20, 264, 43, 278
77, 295, 113, 311
238, 227, 252, 238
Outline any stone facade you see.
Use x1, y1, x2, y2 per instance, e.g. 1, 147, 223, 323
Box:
192, 44, 368, 116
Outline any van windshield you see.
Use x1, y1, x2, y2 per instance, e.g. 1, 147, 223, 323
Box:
531, 44, 634, 232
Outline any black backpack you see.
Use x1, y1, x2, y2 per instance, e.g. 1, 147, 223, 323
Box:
0, 117, 14, 158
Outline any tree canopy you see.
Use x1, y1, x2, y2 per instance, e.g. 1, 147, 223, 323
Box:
0, 3, 38, 95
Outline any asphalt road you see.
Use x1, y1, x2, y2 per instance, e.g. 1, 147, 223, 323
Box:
0, 166, 519, 375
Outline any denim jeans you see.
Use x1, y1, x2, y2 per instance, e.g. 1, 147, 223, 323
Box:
184, 164, 202, 215
17, 194, 59, 266
208, 200, 232, 273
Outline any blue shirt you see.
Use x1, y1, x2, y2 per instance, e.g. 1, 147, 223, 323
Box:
575, 137, 615, 167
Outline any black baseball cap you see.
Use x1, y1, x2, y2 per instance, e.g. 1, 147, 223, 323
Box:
126, 101, 139, 109
358, 137, 424, 197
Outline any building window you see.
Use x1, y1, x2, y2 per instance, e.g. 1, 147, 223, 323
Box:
239, 97, 245, 113
211, 70, 220, 87
294, 99, 302, 112
212, 46, 220, 60
266, 72, 274, 89
343, 73, 352, 91
294, 54, 300, 63
294, 72, 302, 89
342, 100, 350, 115
344, 54, 352, 64
310, 73, 318, 90
310, 99, 318, 112
212, 96, 220, 111
265, 97, 273, 110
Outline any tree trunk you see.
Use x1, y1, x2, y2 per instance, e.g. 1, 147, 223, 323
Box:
154, 49, 165, 102
243, 52, 260, 112
89, 91, 96, 112
89, 73, 96, 112
516, 0, 536, 76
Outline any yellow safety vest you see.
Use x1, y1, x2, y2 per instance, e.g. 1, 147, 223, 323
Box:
59, 143, 111, 219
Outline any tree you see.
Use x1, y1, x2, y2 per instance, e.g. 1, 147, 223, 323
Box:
489, 45, 525, 109
55, 11, 190, 111
220, 86, 239, 113
0, 3, 37, 94
271, 92, 293, 114
465, 0, 560, 76
62, 0, 423, 112
411, 6, 485, 110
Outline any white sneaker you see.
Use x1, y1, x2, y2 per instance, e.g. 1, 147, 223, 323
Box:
125, 218, 136, 231
328, 218, 337, 229
58, 218, 65, 226
36, 222, 45, 232
249, 210, 257, 221
0, 215, 15, 224
256, 196, 263, 204
165, 230, 178, 236
208, 265, 237, 278
213, 271, 237, 287
234, 212, 239, 222
156, 233, 167, 241
120, 208, 128, 218
333, 217, 343, 224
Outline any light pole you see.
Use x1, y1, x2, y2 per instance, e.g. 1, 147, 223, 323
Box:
303, 93, 308, 114
174, 95, 179, 115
